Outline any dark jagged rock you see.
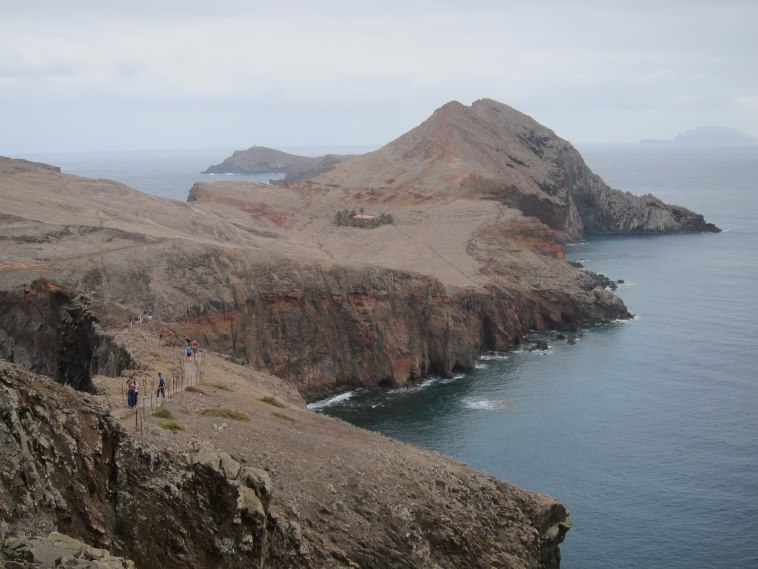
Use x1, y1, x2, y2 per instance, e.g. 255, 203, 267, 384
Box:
0, 361, 275, 568
2, 533, 135, 568
0, 280, 135, 392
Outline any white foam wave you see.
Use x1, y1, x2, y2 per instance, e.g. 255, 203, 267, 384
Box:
478, 353, 509, 361
307, 390, 359, 410
474, 362, 489, 369
614, 314, 641, 324
462, 398, 504, 410
387, 377, 439, 395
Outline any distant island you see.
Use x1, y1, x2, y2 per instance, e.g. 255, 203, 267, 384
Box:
202, 145, 355, 181
641, 126, 754, 144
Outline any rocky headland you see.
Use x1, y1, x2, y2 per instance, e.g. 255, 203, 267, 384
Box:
202, 146, 355, 181
0, 98, 720, 567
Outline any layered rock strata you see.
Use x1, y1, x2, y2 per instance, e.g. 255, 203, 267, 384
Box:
227, 258, 628, 399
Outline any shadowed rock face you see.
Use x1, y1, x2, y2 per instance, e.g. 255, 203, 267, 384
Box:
0, 280, 135, 392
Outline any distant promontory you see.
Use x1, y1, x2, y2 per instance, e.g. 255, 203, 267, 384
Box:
202, 145, 355, 181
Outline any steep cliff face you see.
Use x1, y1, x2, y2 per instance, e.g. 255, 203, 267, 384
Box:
176, 256, 627, 401
0, 280, 135, 392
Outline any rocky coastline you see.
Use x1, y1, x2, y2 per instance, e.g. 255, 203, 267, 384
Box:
0, 98, 721, 567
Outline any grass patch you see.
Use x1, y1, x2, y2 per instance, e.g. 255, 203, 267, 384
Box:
201, 381, 232, 392
199, 408, 250, 422
158, 420, 184, 432
259, 395, 286, 408
271, 411, 296, 424
153, 407, 173, 419
185, 386, 207, 394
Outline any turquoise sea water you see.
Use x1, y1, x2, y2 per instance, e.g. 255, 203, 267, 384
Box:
18, 143, 758, 568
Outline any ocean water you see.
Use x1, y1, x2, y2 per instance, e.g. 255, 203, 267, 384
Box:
21, 148, 283, 201
316, 144, 758, 568
18, 143, 758, 568
22, 145, 377, 202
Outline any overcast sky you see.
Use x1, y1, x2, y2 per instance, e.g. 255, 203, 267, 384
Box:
2, 0, 757, 154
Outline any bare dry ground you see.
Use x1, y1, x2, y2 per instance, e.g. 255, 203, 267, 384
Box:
89, 323, 568, 568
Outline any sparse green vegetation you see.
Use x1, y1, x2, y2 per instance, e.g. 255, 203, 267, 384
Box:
153, 407, 173, 419
158, 420, 184, 431
199, 408, 250, 421
272, 411, 296, 423
186, 386, 207, 394
259, 395, 286, 408
201, 381, 232, 391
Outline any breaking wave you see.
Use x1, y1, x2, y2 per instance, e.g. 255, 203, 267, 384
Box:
307, 390, 360, 410
462, 398, 505, 410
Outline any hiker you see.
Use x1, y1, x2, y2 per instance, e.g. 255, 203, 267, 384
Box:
185, 345, 193, 362
155, 372, 166, 402
159, 328, 164, 340
191, 339, 199, 361
126, 377, 140, 408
